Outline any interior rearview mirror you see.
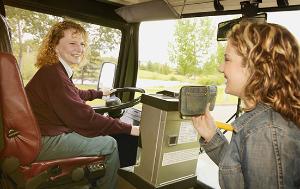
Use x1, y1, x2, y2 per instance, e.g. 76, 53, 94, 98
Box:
97, 62, 116, 90
217, 13, 267, 41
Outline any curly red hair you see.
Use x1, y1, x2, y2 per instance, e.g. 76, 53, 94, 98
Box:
227, 21, 300, 127
36, 20, 87, 68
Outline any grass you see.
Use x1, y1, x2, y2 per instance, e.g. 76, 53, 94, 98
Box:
75, 83, 238, 107
24, 74, 237, 107
21, 52, 237, 107
136, 70, 237, 105
138, 70, 187, 82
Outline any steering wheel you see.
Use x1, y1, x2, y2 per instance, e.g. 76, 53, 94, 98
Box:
93, 87, 145, 116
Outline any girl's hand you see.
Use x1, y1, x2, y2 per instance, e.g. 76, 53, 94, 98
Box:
192, 104, 217, 142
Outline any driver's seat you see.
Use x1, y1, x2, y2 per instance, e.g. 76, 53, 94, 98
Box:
0, 53, 106, 189
0, 13, 106, 189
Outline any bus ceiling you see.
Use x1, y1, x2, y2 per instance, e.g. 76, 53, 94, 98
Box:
3, 0, 127, 30
105, 0, 300, 22
3, 0, 300, 24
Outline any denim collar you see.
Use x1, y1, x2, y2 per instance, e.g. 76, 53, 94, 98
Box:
232, 103, 272, 133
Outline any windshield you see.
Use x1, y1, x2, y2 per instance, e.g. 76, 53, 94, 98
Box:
5, 5, 122, 106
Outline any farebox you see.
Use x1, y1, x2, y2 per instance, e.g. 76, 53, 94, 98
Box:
132, 93, 200, 188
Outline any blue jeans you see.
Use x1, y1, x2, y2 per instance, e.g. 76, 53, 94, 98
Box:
37, 132, 119, 189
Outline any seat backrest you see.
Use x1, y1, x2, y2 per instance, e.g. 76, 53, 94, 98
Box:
0, 12, 41, 165
0, 52, 41, 165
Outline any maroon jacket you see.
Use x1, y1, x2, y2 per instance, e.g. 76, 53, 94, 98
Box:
25, 62, 132, 137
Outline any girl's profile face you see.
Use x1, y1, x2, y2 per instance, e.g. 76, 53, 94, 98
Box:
55, 29, 86, 66
218, 40, 250, 98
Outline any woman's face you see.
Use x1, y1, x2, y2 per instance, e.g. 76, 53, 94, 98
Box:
218, 40, 250, 98
55, 29, 85, 66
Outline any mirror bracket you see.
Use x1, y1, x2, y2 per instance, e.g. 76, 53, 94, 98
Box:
240, 1, 260, 17
217, 1, 267, 41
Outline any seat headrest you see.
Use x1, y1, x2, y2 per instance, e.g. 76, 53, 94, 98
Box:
0, 14, 12, 53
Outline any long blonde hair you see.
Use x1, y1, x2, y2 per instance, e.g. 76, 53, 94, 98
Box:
36, 20, 87, 68
227, 21, 300, 127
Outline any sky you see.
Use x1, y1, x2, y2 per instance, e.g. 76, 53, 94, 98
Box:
139, 20, 176, 64
138, 10, 300, 64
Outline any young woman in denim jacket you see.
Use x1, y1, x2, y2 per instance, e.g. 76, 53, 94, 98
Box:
192, 21, 300, 188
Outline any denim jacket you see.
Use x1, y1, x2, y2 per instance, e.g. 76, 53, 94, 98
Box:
200, 103, 300, 189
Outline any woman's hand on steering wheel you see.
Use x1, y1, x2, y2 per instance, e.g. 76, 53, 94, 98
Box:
101, 87, 117, 96
94, 87, 145, 115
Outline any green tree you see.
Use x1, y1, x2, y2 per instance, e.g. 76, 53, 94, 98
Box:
160, 63, 173, 75
169, 19, 197, 76
169, 18, 215, 77
73, 23, 121, 83
6, 6, 60, 72
201, 43, 225, 74
216, 42, 226, 65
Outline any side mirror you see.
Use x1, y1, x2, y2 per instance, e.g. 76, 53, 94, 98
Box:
97, 62, 116, 90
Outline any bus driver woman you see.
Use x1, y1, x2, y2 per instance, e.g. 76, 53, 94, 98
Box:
25, 20, 139, 189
